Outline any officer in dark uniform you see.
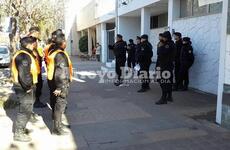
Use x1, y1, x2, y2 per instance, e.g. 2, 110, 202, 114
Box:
137, 34, 153, 93
28, 27, 47, 108
156, 31, 176, 105
109, 34, 127, 86
12, 36, 39, 142
127, 39, 136, 69
135, 36, 141, 64
173, 32, 183, 91
47, 33, 73, 135
178, 37, 194, 91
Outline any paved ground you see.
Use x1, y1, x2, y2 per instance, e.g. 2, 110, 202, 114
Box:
1, 58, 230, 150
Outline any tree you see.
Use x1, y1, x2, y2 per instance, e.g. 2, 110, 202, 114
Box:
0, 0, 65, 39
79, 36, 88, 53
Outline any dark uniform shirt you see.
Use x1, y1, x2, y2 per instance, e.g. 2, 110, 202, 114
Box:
156, 40, 176, 69
138, 41, 153, 63
50, 49, 70, 90
15, 48, 35, 91
180, 44, 194, 66
175, 39, 183, 63
127, 43, 136, 58
110, 40, 127, 61
135, 43, 141, 63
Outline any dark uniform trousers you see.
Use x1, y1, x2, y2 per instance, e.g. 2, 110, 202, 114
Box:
115, 57, 126, 81
14, 85, 35, 131
127, 56, 136, 69
139, 60, 151, 89
159, 65, 173, 96
179, 64, 191, 88
35, 73, 43, 100
174, 61, 180, 87
35, 54, 43, 102
48, 80, 69, 121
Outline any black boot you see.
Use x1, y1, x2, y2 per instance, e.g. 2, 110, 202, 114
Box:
167, 92, 173, 102
155, 92, 167, 105
52, 121, 69, 136
14, 129, 31, 142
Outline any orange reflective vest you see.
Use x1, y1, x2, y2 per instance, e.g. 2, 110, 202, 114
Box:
47, 50, 73, 81
44, 44, 52, 63
11, 50, 41, 84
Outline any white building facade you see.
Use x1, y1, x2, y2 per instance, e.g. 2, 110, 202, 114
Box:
66, 0, 230, 126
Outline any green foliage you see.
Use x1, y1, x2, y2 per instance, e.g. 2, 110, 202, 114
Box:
0, 0, 65, 40
79, 36, 88, 53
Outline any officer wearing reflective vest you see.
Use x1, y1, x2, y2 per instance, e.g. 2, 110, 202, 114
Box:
11, 36, 40, 142
28, 27, 47, 108
46, 33, 73, 135
44, 29, 64, 65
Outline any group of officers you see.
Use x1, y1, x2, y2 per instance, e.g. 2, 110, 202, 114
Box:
110, 31, 194, 105
11, 27, 73, 142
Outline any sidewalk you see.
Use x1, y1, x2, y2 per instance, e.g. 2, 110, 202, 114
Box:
0, 59, 230, 150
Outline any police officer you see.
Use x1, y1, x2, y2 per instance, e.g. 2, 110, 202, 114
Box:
173, 32, 183, 91
156, 31, 176, 105
109, 34, 127, 86
46, 33, 73, 135
28, 27, 47, 108
12, 36, 40, 142
178, 37, 194, 91
127, 39, 136, 69
135, 36, 142, 65
137, 34, 153, 93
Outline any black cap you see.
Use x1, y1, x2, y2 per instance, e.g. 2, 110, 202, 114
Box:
136, 36, 141, 40
174, 32, 182, 38
141, 34, 148, 40
159, 33, 163, 37
162, 31, 172, 40
183, 37, 191, 43
129, 39, 133, 43
20, 36, 37, 48
117, 34, 123, 39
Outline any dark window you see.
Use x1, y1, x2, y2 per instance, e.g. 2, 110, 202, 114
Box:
150, 16, 158, 29
180, 0, 222, 18
209, 2, 223, 14
150, 13, 168, 29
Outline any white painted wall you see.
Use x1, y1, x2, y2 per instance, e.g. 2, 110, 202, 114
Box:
118, 17, 141, 42
149, 27, 168, 62
118, 0, 160, 16
225, 35, 230, 84
173, 14, 222, 94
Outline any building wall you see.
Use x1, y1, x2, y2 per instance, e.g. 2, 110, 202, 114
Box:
118, 0, 160, 16
77, 0, 97, 31
149, 27, 167, 62
173, 14, 222, 94
118, 17, 141, 42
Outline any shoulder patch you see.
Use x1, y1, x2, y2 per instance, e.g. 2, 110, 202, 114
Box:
189, 50, 192, 53
165, 45, 169, 49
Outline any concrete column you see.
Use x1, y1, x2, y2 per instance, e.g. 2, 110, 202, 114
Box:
101, 23, 107, 63
88, 28, 92, 56
141, 7, 150, 35
96, 24, 102, 44
216, 0, 229, 124
168, 0, 180, 33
